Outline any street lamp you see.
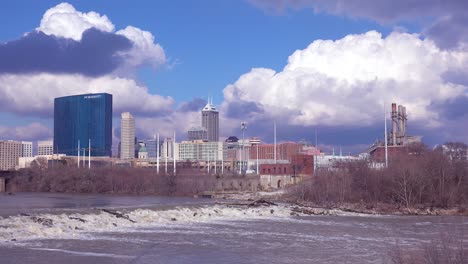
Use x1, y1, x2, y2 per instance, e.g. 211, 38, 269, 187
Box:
240, 121, 247, 174
256, 143, 259, 174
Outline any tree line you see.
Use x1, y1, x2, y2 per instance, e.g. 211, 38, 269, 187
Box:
9, 165, 220, 196
289, 142, 468, 210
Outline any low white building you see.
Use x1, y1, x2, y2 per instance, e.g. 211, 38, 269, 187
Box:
0, 140, 22, 171
315, 154, 362, 169
18, 157, 36, 169
161, 137, 179, 161
18, 154, 66, 169
21, 141, 33, 157
38, 141, 53, 155
178, 140, 226, 161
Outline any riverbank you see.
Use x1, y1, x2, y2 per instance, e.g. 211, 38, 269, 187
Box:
4, 189, 467, 217
2, 192, 466, 264
216, 190, 468, 216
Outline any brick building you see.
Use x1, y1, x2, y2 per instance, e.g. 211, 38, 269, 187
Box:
369, 146, 408, 162
260, 154, 314, 176
250, 142, 304, 161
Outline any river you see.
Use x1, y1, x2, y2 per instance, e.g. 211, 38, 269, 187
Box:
0, 193, 466, 263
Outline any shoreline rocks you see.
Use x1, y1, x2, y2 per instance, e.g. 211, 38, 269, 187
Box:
217, 191, 468, 216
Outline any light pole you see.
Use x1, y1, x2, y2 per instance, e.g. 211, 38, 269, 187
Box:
384, 102, 388, 168
173, 131, 176, 175
256, 143, 259, 174
207, 147, 210, 175
214, 145, 217, 175
221, 143, 224, 175
88, 138, 91, 169
274, 120, 276, 164
240, 122, 247, 174
156, 133, 160, 175
77, 140, 80, 168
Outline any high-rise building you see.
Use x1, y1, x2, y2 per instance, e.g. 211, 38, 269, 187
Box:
21, 141, 33, 157
0, 140, 22, 171
120, 112, 135, 159
54, 93, 112, 157
187, 126, 207, 141
38, 141, 54, 155
202, 98, 219, 142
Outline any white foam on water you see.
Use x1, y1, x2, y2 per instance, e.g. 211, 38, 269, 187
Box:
31, 247, 134, 259
0, 203, 391, 244
0, 204, 293, 243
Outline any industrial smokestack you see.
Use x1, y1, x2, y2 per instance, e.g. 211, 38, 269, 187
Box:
402, 106, 407, 143
398, 105, 403, 145
391, 103, 397, 146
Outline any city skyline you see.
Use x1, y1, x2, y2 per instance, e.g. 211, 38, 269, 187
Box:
0, 1, 467, 154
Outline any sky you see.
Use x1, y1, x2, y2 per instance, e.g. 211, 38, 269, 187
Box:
0, 0, 467, 154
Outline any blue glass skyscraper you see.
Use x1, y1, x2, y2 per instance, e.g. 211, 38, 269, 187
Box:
54, 93, 112, 157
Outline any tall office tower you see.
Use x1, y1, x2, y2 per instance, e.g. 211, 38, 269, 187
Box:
120, 112, 135, 159
54, 93, 112, 157
201, 98, 219, 142
21, 141, 33, 157
0, 140, 22, 171
38, 141, 53, 155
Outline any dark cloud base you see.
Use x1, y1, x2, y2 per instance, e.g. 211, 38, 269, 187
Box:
0, 28, 132, 76
249, 0, 468, 50
178, 98, 207, 112
226, 116, 467, 154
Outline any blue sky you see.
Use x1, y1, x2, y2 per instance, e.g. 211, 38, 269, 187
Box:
0, 0, 390, 102
0, 0, 467, 154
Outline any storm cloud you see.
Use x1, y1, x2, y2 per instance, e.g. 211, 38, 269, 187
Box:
249, 0, 468, 50
225, 100, 265, 119
0, 123, 52, 141
249, 0, 468, 22
178, 98, 207, 113
0, 28, 132, 77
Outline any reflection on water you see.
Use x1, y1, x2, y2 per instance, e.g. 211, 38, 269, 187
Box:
0, 193, 466, 264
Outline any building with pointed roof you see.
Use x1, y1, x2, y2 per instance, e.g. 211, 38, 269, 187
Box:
202, 97, 219, 142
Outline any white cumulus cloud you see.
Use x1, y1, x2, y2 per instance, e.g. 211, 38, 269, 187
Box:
0, 73, 174, 117
37, 2, 165, 70
116, 26, 166, 70
136, 110, 202, 141
222, 31, 468, 130
38, 2, 114, 41
0, 122, 52, 141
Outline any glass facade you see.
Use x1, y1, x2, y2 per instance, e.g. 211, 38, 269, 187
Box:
143, 139, 163, 158
54, 93, 112, 157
